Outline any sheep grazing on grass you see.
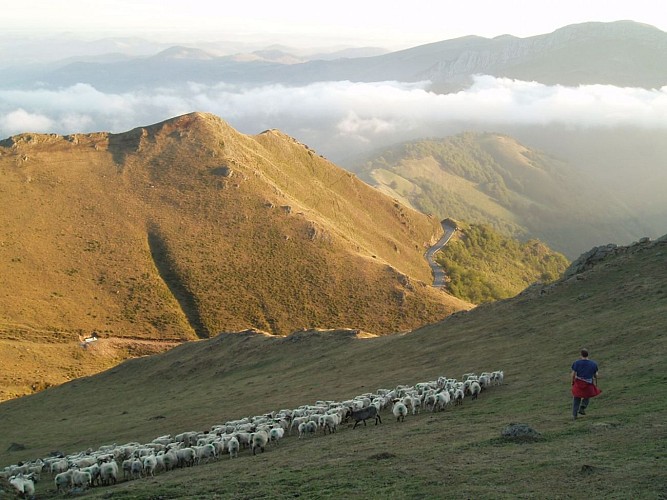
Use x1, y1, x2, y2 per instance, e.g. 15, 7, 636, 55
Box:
228, 436, 240, 459
392, 401, 408, 422
0, 369, 507, 497
348, 406, 382, 429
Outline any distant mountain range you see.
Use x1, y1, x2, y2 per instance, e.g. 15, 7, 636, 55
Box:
1, 21, 665, 258
2, 21, 665, 91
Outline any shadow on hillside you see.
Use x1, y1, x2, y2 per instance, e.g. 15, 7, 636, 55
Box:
108, 128, 144, 168
147, 226, 210, 339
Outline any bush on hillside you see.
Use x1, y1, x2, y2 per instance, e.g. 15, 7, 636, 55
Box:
436, 223, 569, 303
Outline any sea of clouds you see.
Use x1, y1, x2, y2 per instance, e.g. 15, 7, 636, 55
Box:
2, 75, 667, 160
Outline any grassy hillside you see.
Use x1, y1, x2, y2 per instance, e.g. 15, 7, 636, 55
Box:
0, 236, 665, 498
0, 112, 470, 400
351, 132, 644, 259
436, 222, 569, 303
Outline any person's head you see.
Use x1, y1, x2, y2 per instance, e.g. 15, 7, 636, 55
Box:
581, 348, 589, 358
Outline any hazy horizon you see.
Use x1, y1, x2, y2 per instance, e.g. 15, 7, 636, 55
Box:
5, 0, 667, 50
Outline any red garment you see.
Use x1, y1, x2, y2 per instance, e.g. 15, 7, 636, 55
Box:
572, 379, 602, 398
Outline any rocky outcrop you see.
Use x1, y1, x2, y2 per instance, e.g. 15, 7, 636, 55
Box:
563, 235, 667, 279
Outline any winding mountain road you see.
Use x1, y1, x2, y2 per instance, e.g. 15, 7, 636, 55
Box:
425, 219, 458, 287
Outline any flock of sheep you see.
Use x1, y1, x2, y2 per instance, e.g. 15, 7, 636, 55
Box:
2, 370, 504, 497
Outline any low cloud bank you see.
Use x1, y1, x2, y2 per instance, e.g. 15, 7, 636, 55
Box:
2, 76, 666, 159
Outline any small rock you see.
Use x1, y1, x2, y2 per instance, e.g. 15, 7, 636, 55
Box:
501, 423, 542, 442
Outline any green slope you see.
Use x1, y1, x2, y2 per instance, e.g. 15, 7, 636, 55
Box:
436, 222, 569, 303
0, 235, 665, 498
351, 132, 643, 258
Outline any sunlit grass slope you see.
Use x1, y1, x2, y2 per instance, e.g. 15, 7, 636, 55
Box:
0, 112, 471, 399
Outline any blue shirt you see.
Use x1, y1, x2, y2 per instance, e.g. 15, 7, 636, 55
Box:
572, 359, 598, 383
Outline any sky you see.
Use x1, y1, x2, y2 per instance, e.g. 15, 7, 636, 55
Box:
4, 0, 667, 49
2, 0, 667, 160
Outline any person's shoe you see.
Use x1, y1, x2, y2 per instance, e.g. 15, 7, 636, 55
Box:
573, 415, 577, 420
578, 409, 586, 415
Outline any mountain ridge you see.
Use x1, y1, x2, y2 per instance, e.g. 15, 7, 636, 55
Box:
0, 112, 472, 399
351, 132, 648, 258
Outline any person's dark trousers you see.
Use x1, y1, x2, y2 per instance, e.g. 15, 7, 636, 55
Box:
572, 397, 590, 418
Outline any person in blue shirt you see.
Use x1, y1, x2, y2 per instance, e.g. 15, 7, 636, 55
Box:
571, 348, 601, 420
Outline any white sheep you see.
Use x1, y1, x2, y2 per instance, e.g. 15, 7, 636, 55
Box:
227, 436, 240, 459
143, 454, 158, 477
392, 401, 408, 422
99, 461, 118, 485
491, 370, 504, 385
422, 393, 436, 411
50, 458, 68, 475
453, 388, 465, 406
269, 427, 285, 444
319, 414, 339, 435
121, 459, 133, 480
298, 420, 318, 438
467, 381, 482, 400
130, 458, 143, 479
176, 448, 196, 468
72, 469, 92, 489
433, 391, 451, 411
478, 373, 492, 389
79, 463, 101, 486
71, 456, 97, 468
234, 432, 251, 450
409, 395, 422, 415
211, 439, 227, 457
194, 443, 217, 464
54, 469, 74, 493
9, 473, 35, 497
289, 416, 308, 435
162, 449, 179, 471
251, 430, 269, 455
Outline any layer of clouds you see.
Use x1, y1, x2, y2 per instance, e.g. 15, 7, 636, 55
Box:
2, 76, 667, 159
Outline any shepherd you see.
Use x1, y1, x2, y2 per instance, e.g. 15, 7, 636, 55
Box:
570, 348, 601, 420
